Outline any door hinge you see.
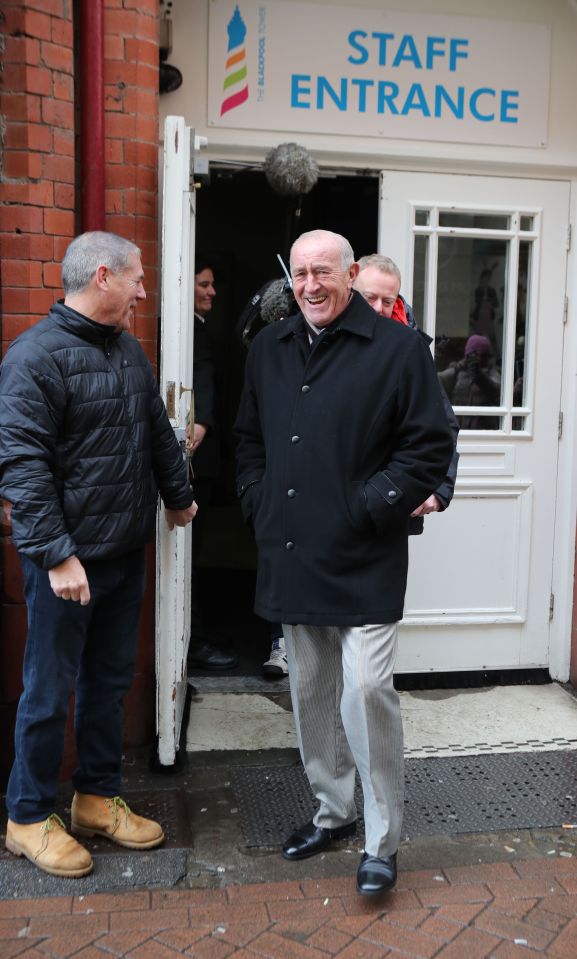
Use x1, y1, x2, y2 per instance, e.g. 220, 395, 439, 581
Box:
564, 295, 569, 324
549, 592, 555, 621
190, 131, 208, 189
568, 223, 572, 252
166, 380, 176, 419
558, 410, 564, 440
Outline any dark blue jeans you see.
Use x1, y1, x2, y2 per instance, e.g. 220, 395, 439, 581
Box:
7, 549, 146, 823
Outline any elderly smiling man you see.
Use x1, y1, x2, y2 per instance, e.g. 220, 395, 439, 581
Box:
234, 229, 453, 896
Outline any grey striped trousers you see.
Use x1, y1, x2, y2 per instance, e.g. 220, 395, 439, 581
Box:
282, 623, 404, 857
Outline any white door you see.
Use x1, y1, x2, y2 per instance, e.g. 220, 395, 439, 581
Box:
155, 116, 204, 765
379, 172, 571, 675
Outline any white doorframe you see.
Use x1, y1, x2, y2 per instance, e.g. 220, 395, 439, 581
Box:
155, 116, 196, 765
551, 180, 577, 681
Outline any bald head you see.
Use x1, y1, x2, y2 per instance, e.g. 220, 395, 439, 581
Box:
289, 230, 358, 329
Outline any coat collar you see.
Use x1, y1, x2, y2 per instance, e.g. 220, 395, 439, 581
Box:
276, 291, 377, 341
51, 300, 123, 344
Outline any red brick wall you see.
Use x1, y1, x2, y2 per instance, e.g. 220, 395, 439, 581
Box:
0, 0, 161, 787
102, 0, 160, 747
103, 0, 160, 368
1, 0, 75, 356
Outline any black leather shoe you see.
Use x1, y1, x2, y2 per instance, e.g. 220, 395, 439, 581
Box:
282, 819, 356, 860
187, 643, 238, 670
356, 851, 397, 896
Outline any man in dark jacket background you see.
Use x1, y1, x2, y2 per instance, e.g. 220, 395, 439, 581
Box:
235, 230, 453, 896
354, 253, 460, 524
186, 257, 237, 671
0, 231, 196, 878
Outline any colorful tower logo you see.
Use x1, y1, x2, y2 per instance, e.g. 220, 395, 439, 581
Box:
221, 5, 249, 116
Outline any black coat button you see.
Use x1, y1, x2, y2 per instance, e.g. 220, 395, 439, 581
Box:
287, 489, 296, 497
286, 541, 294, 550
291, 435, 300, 444
301, 385, 310, 393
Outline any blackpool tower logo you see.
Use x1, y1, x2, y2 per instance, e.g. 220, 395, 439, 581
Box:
220, 5, 249, 116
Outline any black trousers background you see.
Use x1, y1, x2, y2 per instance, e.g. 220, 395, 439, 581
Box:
189, 476, 213, 648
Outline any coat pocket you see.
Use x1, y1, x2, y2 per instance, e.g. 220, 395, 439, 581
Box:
364, 476, 405, 535
240, 480, 262, 527
349, 481, 374, 534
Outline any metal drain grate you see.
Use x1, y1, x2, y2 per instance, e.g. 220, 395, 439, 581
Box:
230, 750, 577, 847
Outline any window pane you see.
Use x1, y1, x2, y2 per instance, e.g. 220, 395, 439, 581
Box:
513, 241, 531, 409
456, 414, 504, 431
412, 234, 427, 328
415, 209, 430, 226
435, 236, 506, 429
512, 415, 529, 432
520, 216, 534, 231
438, 212, 510, 230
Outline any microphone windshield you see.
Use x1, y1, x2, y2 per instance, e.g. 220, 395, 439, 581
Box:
260, 279, 296, 325
264, 142, 319, 197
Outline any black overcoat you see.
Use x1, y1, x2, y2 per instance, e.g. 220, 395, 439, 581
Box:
234, 291, 454, 626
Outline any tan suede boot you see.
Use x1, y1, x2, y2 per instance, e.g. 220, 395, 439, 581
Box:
71, 793, 165, 849
6, 814, 93, 878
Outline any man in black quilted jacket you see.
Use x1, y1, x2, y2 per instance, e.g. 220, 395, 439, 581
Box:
0, 231, 197, 878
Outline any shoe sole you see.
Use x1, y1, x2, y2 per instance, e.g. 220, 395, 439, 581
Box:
5, 837, 93, 878
282, 822, 357, 860
282, 846, 326, 861
71, 823, 165, 849
262, 666, 288, 678
356, 880, 397, 896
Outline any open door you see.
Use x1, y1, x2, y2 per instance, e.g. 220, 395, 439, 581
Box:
155, 116, 205, 765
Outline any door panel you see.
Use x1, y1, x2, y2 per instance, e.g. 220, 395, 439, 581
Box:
379, 172, 570, 672
156, 116, 196, 765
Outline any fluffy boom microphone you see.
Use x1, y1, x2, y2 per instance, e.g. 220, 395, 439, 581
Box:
264, 142, 319, 197
237, 279, 296, 347
260, 279, 296, 325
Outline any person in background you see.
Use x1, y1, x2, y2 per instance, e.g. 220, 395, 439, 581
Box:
0, 232, 196, 878
439, 334, 501, 430
354, 254, 459, 521
235, 230, 453, 896
236, 278, 298, 679
186, 257, 238, 671
470, 266, 500, 352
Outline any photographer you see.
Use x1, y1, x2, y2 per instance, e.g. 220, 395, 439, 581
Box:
439, 334, 501, 429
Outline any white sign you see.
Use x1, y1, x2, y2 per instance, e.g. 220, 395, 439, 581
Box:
208, 1, 550, 147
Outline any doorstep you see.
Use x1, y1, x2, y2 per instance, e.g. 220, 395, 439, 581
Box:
185, 681, 577, 756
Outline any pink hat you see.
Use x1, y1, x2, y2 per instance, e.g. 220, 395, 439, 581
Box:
465, 334, 492, 356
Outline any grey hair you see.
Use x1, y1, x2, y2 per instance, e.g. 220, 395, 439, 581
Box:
290, 229, 355, 272
357, 253, 401, 285
62, 231, 141, 295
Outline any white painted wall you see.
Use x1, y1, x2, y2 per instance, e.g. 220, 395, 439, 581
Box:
161, 0, 577, 177
157, 0, 577, 679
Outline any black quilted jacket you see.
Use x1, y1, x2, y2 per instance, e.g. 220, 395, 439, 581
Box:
0, 302, 193, 569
